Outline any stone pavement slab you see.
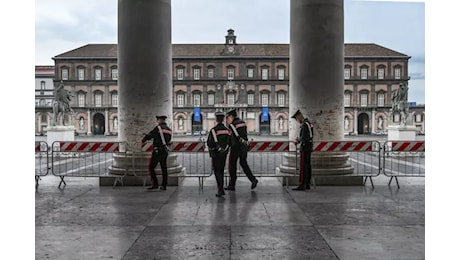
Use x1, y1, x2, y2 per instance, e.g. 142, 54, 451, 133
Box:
35, 175, 424, 259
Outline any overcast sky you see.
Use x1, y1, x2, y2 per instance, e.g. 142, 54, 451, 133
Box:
34, 0, 425, 104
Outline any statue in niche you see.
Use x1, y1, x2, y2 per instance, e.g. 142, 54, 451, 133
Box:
344, 117, 349, 130
378, 117, 383, 130
113, 117, 118, 130
178, 118, 184, 130
279, 117, 284, 130
79, 118, 85, 130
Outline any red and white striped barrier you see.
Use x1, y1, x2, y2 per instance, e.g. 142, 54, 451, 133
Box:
314, 141, 374, 152
141, 142, 206, 152
248, 141, 290, 152
57, 142, 120, 152
389, 141, 425, 152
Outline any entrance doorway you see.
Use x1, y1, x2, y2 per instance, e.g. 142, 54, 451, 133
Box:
259, 113, 270, 135
192, 113, 202, 136
93, 113, 105, 135
357, 113, 370, 134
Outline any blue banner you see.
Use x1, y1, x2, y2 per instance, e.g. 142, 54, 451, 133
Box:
194, 107, 201, 122
262, 107, 269, 122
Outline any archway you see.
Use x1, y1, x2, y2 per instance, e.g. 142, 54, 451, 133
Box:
259, 112, 271, 135
191, 113, 202, 136
93, 113, 105, 135
357, 113, 369, 135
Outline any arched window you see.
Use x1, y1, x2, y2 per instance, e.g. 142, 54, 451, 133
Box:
94, 91, 103, 107
344, 91, 352, 107
77, 66, 86, 80
360, 91, 368, 107
94, 66, 103, 80
344, 65, 352, 79
359, 66, 368, 79
377, 65, 386, 79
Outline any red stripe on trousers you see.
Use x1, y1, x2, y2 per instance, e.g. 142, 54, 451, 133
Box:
299, 151, 305, 184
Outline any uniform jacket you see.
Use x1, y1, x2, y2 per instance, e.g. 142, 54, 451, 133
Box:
142, 123, 172, 149
228, 117, 249, 148
300, 119, 314, 151
207, 123, 231, 156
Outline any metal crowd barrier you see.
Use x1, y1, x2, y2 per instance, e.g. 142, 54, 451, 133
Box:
382, 140, 425, 189
35, 141, 50, 189
51, 141, 120, 189
35, 139, 425, 190
312, 140, 382, 188
140, 141, 213, 189
228, 141, 298, 187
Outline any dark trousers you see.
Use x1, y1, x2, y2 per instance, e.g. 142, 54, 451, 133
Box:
212, 152, 227, 192
148, 149, 168, 187
299, 148, 312, 187
228, 146, 255, 187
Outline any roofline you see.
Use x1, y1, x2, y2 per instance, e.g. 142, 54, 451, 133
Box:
53, 55, 410, 60
345, 56, 411, 59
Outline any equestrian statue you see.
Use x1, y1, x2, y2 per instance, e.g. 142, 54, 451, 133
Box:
52, 81, 74, 126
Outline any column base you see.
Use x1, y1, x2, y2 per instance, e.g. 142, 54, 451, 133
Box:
278, 151, 359, 186
104, 152, 185, 186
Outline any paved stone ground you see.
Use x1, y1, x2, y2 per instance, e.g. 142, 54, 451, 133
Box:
35, 175, 424, 260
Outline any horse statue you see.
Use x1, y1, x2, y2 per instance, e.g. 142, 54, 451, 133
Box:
52, 81, 74, 126
390, 82, 409, 125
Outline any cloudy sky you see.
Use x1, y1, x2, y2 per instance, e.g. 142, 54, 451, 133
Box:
34, 0, 425, 104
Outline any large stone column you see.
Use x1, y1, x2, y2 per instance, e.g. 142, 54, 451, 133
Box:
106, 0, 183, 186
279, 0, 356, 185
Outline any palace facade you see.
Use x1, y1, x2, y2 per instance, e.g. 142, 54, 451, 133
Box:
35, 29, 425, 136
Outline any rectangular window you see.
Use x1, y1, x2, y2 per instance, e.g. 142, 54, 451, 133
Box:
177, 68, 184, 80
344, 93, 351, 107
377, 93, 385, 107
95, 94, 102, 107
111, 94, 118, 107
111, 68, 118, 80
247, 68, 254, 78
360, 68, 367, 79
78, 93, 85, 107
208, 68, 214, 78
95, 68, 102, 80
193, 68, 200, 80
227, 93, 235, 105
277, 92, 285, 106
248, 93, 254, 105
78, 68, 85, 80
208, 93, 215, 105
416, 114, 422, 122
394, 68, 401, 79
61, 69, 69, 80
261, 93, 269, 106
278, 69, 285, 80
193, 94, 201, 107
360, 93, 368, 107
378, 68, 385, 79
262, 68, 269, 80
177, 94, 184, 107
344, 68, 351, 79
227, 68, 234, 80
40, 81, 45, 95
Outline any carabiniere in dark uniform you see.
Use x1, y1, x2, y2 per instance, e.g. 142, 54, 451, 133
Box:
225, 109, 258, 191
291, 110, 314, 190
142, 115, 172, 191
207, 111, 231, 197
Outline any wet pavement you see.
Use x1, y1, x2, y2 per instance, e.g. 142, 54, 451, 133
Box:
35, 175, 424, 260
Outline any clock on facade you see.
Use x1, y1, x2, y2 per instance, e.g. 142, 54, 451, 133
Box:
228, 46, 234, 53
